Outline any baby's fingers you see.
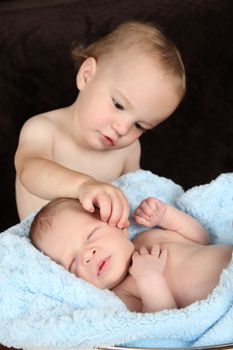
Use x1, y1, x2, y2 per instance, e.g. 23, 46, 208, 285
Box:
134, 200, 154, 226
132, 251, 139, 259
159, 248, 168, 262
139, 246, 149, 255
151, 244, 168, 263
133, 212, 154, 227
151, 244, 161, 257
139, 199, 155, 215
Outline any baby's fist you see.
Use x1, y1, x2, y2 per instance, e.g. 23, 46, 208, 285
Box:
133, 197, 167, 227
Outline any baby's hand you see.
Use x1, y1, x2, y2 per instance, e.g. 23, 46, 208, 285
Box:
129, 245, 167, 281
133, 197, 167, 227
78, 178, 130, 228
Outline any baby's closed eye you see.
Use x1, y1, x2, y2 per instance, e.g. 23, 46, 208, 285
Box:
87, 229, 95, 241
69, 257, 76, 272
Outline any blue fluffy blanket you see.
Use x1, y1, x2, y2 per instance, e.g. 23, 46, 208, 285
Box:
1, 170, 233, 349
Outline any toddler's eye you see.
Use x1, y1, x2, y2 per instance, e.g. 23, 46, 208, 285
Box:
135, 123, 146, 131
112, 98, 124, 111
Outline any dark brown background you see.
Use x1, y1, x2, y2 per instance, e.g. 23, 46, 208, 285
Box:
0, 0, 233, 346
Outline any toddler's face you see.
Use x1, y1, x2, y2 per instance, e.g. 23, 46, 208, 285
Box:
37, 205, 134, 289
75, 51, 180, 150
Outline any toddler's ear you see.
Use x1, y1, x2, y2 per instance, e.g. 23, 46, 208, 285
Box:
76, 57, 97, 90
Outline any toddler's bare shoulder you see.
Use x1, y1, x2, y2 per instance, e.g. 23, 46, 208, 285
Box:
20, 109, 62, 134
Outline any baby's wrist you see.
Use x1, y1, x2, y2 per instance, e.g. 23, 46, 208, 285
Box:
134, 270, 163, 283
154, 200, 167, 226
135, 272, 165, 290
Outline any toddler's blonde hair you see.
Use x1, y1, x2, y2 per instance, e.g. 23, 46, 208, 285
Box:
72, 21, 186, 98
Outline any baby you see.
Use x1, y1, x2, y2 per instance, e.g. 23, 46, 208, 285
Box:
15, 21, 185, 228
29, 197, 232, 313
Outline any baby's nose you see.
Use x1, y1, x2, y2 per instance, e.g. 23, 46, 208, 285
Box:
84, 248, 96, 265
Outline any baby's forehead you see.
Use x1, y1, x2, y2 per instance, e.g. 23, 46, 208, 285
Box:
62, 203, 101, 222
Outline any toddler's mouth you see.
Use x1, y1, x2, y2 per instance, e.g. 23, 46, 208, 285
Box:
101, 134, 114, 146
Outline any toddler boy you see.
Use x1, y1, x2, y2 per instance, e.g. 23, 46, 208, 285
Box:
15, 21, 185, 228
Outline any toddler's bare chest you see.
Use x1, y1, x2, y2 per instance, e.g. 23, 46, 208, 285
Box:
53, 141, 125, 182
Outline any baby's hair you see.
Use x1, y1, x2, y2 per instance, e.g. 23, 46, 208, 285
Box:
71, 21, 186, 98
29, 197, 80, 249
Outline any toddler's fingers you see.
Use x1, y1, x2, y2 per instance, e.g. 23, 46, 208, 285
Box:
106, 190, 129, 228
116, 197, 130, 229
123, 218, 130, 228
96, 194, 112, 222
80, 196, 95, 213
108, 194, 123, 227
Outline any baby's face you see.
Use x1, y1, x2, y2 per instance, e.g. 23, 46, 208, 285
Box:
38, 206, 134, 289
76, 50, 180, 151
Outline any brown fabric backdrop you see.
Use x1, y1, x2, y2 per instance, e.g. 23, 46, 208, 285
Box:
0, 0, 232, 235
0, 1, 233, 349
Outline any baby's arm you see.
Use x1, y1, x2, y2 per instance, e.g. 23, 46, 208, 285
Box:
129, 245, 177, 312
134, 197, 209, 244
15, 117, 129, 227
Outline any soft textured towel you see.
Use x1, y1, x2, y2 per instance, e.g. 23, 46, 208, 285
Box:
0, 170, 233, 349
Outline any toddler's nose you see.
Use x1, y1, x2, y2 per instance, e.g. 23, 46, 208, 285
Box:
83, 248, 96, 265
112, 120, 131, 136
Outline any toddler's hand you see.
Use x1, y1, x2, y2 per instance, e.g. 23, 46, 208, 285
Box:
133, 197, 167, 227
129, 244, 167, 281
78, 178, 130, 228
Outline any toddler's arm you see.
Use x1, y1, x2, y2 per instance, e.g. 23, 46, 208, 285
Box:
129, 245, 177, 312
15, 117, 129, 228
134, 197, 209, 244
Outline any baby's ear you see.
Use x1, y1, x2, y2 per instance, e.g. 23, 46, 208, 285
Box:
76, 57, 97, 90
